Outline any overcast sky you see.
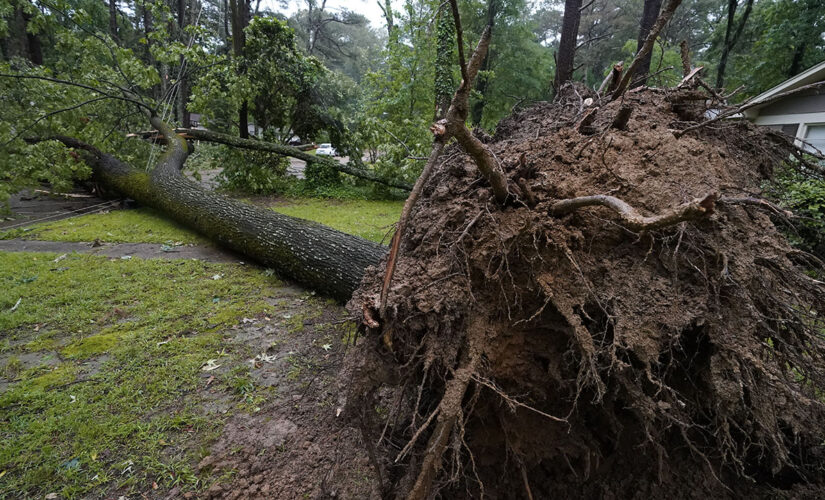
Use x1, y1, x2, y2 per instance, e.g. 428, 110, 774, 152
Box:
260, 0, 389, 31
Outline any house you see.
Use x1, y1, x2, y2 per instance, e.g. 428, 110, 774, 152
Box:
742, 59, 825, 155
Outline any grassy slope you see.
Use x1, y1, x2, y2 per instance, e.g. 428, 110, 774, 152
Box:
0, 252, 286, 498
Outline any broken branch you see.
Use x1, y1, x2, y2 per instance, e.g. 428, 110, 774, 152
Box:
612, 0, 683, 100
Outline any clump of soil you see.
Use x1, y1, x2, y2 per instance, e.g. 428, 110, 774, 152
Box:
347, 86, 825, 498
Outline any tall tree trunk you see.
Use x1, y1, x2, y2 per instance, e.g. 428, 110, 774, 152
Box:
230, 0, 250, 138
470, 0, 498, 127
109, 0, 118, 40
787, 42, 807, 78
177, 0, 191, 128
378, 0, 395, 41
715, 0, 753, 89
631, 0, 663, 87
223, 0, 230, 43
553, 0, 583, 94
434, 7, 456, 120
51, 125, 385, 302
3, 4, 42, 65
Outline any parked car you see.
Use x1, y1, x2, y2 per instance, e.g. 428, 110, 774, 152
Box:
287, 135, 302, 146
316, 143, 337, 156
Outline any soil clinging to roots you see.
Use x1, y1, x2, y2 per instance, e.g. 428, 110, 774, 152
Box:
346, 86, 825, 499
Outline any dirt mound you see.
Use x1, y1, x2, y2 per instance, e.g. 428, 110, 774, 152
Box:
346, 87, 825, 498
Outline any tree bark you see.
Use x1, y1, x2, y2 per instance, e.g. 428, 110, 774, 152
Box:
470, 0, 498, 127
174, 127, 413, 190
716, 0, 753, 89
46, 127, 386, 302
177, 0, 191, 128
631, 0, 663, 88
553, 0, 583, 94
434, 7, 455, 120
109, 0, 119, 40
230, 0, 251, 138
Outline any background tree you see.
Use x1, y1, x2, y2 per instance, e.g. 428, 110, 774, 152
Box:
714, 0, 752, 88
552, 0, 582, 93
631, 0, 662, 86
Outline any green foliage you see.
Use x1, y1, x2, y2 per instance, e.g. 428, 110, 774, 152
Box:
212, 146, 291, 194
716, 0, 825, 98
303, 160, 341, 191
766, 166, 825, 257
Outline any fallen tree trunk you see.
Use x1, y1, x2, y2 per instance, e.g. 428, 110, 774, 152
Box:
174, 128, 414, 191
43, 122, 386, 301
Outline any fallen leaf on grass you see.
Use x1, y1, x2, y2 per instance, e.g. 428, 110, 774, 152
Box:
201, 359, 222, 371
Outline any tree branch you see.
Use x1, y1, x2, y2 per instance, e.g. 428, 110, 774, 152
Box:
0, 74, 155, 113
170, 128, 413, 190
550, 192, 718, 232
2, 96, 110, 148
612, 0, 683, 100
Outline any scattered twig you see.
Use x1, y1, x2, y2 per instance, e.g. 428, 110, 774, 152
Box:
629, 65, 675, 89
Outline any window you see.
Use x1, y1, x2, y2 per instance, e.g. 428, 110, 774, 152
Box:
804, 124, 825, 154
764, 123, 799, 137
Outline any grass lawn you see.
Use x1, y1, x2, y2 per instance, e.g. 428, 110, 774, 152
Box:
0, 208, 208, 245
2, 198, 403, 244
0, 251, 302, 498
273, 198, 403, 243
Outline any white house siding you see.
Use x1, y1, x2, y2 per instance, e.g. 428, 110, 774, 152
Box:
752, 92, 825, 153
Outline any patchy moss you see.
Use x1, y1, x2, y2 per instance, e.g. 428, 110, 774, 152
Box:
61, 330, 128, 359
1, 207, 208, 244
272, 198, 403, 243
0, 251, 282, 498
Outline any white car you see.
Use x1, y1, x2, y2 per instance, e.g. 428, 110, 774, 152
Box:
316, 143, 337, 156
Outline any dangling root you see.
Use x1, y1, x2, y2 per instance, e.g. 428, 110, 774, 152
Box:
407, 351, 479, 500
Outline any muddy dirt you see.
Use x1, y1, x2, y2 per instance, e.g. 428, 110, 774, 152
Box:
189, 296, 378, 500
346, 86, 825, 498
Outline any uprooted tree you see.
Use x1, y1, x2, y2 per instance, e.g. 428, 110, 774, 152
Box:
7, 0, 825, 497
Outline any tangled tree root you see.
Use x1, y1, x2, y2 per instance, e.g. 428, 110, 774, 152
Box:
344, 86, 825, 498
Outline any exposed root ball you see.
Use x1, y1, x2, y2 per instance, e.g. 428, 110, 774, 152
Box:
346, 87, 825, 498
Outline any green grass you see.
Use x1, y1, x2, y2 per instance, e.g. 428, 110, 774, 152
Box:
0, 252, 281, 498
273, 198, 403, 243
1, 207, 208, 244
1, 198, 403, 245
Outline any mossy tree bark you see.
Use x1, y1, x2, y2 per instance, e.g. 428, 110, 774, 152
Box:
48, 121, 387, 302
